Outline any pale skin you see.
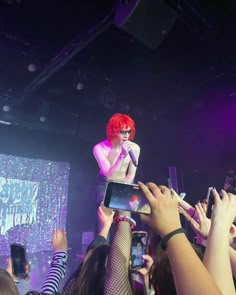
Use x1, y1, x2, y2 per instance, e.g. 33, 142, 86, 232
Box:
93, 127, 140, 184
203, 189, 236, 295
97, 205, 114, 239
139, 182, 222, 295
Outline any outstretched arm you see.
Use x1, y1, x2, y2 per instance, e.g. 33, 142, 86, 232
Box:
40, 229, 68, 294
125, 144, 140, 183
229, 246, 236, 278
105, 213, 133, 295
203, 189, 236, 295
93, 141, 133, 178
172, 189, 196, 219
139, 182, 222, 295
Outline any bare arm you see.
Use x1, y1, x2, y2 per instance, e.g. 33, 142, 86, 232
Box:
167, 234, 222, 295
229, 246, 236, 278
93, 144, 126, 178
203, 190, 236, 295
105, 214, 132, 295
124, 144, 140, 183
139, 182, 222, 295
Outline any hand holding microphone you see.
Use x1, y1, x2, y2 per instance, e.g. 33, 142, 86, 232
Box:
121, 140, 138, 167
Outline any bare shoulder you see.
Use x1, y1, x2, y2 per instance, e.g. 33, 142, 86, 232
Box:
93, 140, 108, 155
131, 142, 140, 152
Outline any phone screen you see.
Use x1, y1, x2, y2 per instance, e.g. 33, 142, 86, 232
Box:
104, 181, 151, 214
131, 232, 147, 269
10, 244, 27, 279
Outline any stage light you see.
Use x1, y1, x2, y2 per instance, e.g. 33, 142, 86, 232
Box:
27, 63, 37, 73
0, 120, 12, 125
76, 82, 84, 90
2, 105, 10, 112
39, 116, 46, 122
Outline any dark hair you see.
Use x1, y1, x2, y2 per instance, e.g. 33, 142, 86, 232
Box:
0, 268, 20, 295
72, 245, 109, 295
150, 244, 203, 295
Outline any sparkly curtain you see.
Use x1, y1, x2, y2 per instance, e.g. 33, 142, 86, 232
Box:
0, 154, 69, 256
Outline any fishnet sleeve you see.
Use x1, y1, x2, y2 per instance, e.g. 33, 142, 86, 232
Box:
105, 221, 133, 295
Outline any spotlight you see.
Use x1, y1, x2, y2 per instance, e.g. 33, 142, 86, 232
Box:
39, 116, 46, 122
27, 63, 37, 73
2, 105, 10, 112
76, 82, 84, 90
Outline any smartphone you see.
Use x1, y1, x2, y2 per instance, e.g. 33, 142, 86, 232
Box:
131, 231, 147, 269
10, 244, 28, 279
206, 187, 214, 218
104, 181, 151, 214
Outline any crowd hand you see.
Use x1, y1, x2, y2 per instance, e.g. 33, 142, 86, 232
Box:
178, 205, 192, 221
171, 189, 184, 203
136, 254, 154, 277
139, 182, 181, 237
121, 140, 133, 157
172, 189, 198, 221
98, 205, 114, 226
211, 189, 236, 229
188, 202, 211, 240
52, 229, 68, 252
6, 257, 31, 281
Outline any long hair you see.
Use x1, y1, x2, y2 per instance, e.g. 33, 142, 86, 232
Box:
106, 113, 136, 141
150, 244, 204, 295
72, 245, 109, 295
0, 269, 20, 295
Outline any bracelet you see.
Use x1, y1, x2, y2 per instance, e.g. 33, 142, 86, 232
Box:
161, 228, 188, 251
114, 215, 136, 229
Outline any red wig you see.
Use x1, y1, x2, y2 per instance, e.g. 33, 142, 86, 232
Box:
130, 195, 139, 202
106, 113, 136, 141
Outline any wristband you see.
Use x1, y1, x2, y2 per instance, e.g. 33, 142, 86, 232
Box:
114, 215, 136, 229
161, 228, 188, 251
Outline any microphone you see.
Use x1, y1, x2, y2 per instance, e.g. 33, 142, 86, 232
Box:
129, 149, 138, 167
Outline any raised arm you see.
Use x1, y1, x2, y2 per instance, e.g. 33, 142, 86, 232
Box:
105, 212, 133, 295
124, 144, 140, 183
203, 189, 236, 295
229, 246, 236, 278
40, 229, 68, 294
172, 189, 196, 219
139, 182, 222, 295
93, 143, 131, 178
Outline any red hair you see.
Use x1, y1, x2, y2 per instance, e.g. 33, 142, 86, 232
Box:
130, 195, 138, 202
106, 113, 136, 141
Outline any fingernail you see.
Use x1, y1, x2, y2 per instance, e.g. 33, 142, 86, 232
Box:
138, 181, 143, 185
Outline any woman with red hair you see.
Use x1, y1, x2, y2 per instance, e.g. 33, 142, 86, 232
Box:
93, 113, 140, 232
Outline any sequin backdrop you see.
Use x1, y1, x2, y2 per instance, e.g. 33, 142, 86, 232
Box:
0, 154, 70, 256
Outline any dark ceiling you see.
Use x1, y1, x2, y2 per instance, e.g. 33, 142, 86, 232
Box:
0, 0, 236, 138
